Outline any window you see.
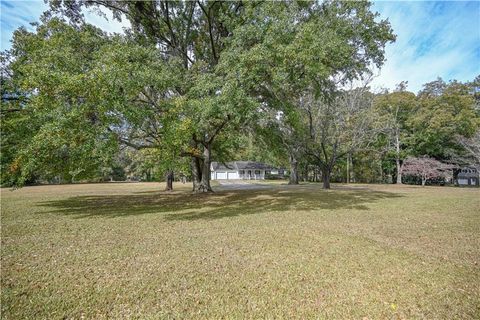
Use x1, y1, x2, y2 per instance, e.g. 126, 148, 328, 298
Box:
239, 170, 245, 175
255, 170, 260, 174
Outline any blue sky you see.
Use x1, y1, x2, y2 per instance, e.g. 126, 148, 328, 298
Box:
1, 0, 479, 93
371, 0, 480, 92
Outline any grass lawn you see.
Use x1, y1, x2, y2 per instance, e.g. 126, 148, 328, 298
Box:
1, 182, 479, 319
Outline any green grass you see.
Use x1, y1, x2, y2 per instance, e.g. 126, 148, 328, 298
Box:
1, 182, 479, 319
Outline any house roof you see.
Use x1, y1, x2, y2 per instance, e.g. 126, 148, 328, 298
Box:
211, 161, 275, 171
457, 166, 479, 178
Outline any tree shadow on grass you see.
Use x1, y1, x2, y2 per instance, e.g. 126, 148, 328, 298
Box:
38, 185, 403, 221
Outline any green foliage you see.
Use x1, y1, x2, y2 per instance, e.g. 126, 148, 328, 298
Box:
409, 80, 479, 158
1, 18, 188, 186
2, 19, 118, 185
373, 89, 417, 162
218, 0, 395, 187
369, 78, 479, 183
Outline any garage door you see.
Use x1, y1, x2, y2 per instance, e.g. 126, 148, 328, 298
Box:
216, 172, 227, 179
227, 172, 238, 179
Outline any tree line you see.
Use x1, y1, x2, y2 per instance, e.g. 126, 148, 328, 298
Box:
1, 1, 478, 191
270, 77, 479, 187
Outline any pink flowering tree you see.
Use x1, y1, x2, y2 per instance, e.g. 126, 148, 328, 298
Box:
401, 156, 454, 186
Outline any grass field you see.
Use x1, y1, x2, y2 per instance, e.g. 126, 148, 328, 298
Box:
1, 182, 479, 319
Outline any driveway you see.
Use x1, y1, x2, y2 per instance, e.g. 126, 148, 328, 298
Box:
215, 180, 272, 190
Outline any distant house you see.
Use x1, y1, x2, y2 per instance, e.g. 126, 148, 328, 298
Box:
456, 166, 479, 187
210, 161, 284, 180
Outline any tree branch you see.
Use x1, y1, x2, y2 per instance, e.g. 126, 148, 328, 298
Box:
197, 0, 218, 63
207, 115, 231, 145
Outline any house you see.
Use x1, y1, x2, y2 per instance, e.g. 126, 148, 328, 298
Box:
456, 166, 479, 187
210, 161, 282, 180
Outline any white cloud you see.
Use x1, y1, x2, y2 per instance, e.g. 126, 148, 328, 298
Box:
0, 0, 129, 50
1, 0, 47, 49
372, 1, 480, 93
83, 7, 130, 34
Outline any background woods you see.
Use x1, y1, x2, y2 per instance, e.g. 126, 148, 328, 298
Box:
1, 1, 479, 190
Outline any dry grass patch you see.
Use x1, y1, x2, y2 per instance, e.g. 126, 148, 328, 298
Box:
1, 182, 479, 319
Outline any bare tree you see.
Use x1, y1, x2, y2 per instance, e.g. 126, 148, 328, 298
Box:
401, 156, 453, 186
456, 131, 480, 165
302, 79, 376, 189
374, 84, 416, 184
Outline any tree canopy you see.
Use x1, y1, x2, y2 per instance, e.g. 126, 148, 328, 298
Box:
1, 1, 478, 189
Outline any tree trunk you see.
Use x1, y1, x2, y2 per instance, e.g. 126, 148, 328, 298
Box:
191, 156, 202, 192
193, 145, 213, 193
395, 130, 402, 184
396, 158, 402, 184
349, 153, 355, 183
346, 153, 350, 183
289, 154, 299, 185
165, 170, 174, 191
322, 167, 331, 189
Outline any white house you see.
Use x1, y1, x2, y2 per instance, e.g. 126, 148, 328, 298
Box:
211, 161, 280, 180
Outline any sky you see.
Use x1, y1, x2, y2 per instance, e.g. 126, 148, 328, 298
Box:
1, 0, 479, 93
